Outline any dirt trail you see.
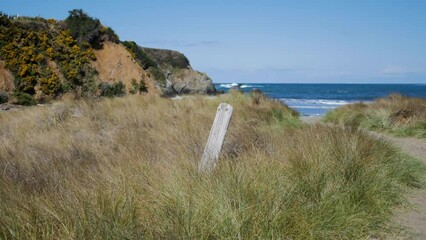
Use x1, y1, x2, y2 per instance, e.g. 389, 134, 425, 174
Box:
301, 116, 426, 239
374, 132, 426, 240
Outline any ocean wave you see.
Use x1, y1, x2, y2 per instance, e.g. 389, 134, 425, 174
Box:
219, 83, 239, 88
291, 106, 337, 109
218, 83, 261, 89
280, 98, 352, 105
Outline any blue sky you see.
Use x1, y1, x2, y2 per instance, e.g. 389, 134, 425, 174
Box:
2, 0, 426, 83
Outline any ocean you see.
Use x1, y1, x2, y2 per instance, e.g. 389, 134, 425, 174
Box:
215, 83, 426, 116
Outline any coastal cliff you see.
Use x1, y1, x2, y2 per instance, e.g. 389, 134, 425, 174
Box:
0, 10, 215, 105
143, 47, 215, 95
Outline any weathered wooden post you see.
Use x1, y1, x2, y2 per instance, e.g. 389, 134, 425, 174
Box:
199, 103, 233, 172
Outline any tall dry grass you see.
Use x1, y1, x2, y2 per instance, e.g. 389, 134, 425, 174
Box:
324, 94, 426, 138
0, 92, 423, 239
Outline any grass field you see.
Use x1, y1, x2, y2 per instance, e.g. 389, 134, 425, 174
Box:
0, 92, 424, 239
324, 94, 426, 138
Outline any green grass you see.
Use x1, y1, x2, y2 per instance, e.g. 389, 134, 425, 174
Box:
324, 94, 426, 138
0, 92, 424, 239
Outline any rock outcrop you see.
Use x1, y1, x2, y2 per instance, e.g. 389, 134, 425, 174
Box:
168, 69, 216, 94
142, 47, 216, 95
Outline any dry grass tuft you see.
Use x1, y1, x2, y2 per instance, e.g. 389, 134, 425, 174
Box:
324, 94, 426, 138
0, 92, 423, 239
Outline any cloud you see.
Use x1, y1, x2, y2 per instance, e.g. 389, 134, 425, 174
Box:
141, 40, 220, 47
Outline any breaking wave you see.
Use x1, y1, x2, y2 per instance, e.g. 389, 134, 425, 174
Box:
218, 83, 260, 89
219, 83, 240, 88
280, 98, 353, 106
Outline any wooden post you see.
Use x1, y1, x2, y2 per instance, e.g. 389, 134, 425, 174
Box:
199, 103, 233, 172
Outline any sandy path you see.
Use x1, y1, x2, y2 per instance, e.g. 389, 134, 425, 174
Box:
301, 116, 426, 239
374, 132, 426, 240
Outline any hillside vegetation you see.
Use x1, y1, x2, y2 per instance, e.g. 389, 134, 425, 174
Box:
0, 9, 215, 105
324, 94, 426, 138
0, 10, 117, 103
0, 91, 424, 239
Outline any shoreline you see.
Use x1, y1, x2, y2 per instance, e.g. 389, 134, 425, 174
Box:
300, 115, 323, 124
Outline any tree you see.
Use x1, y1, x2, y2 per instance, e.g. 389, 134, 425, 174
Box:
65, 9, 103, 49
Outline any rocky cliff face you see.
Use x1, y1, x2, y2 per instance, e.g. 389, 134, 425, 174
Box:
168, 69, 216, 95
142, 47, 216, 96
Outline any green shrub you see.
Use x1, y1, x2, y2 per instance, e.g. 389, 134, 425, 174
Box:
100, 26, 119, 43
65, 9, 103, 49
0, 91, 8, 104
143, 48, 190, 69
99, 82, 125, 97
122, 41, 157, 70
138, 80, 148, 93
13, 92, 36, 105
129, 79, 148, 94
169, 54, 190, 69
129, 79, 138, 94
147, 67, 166, 84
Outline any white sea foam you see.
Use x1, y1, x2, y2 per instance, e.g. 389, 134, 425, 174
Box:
291, 106, 337, 109
218, 83, 260, 89
219, 83, 239, 88
280, 98, 352, 106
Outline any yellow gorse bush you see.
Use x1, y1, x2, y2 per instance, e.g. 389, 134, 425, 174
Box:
0, 15, 96, 100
